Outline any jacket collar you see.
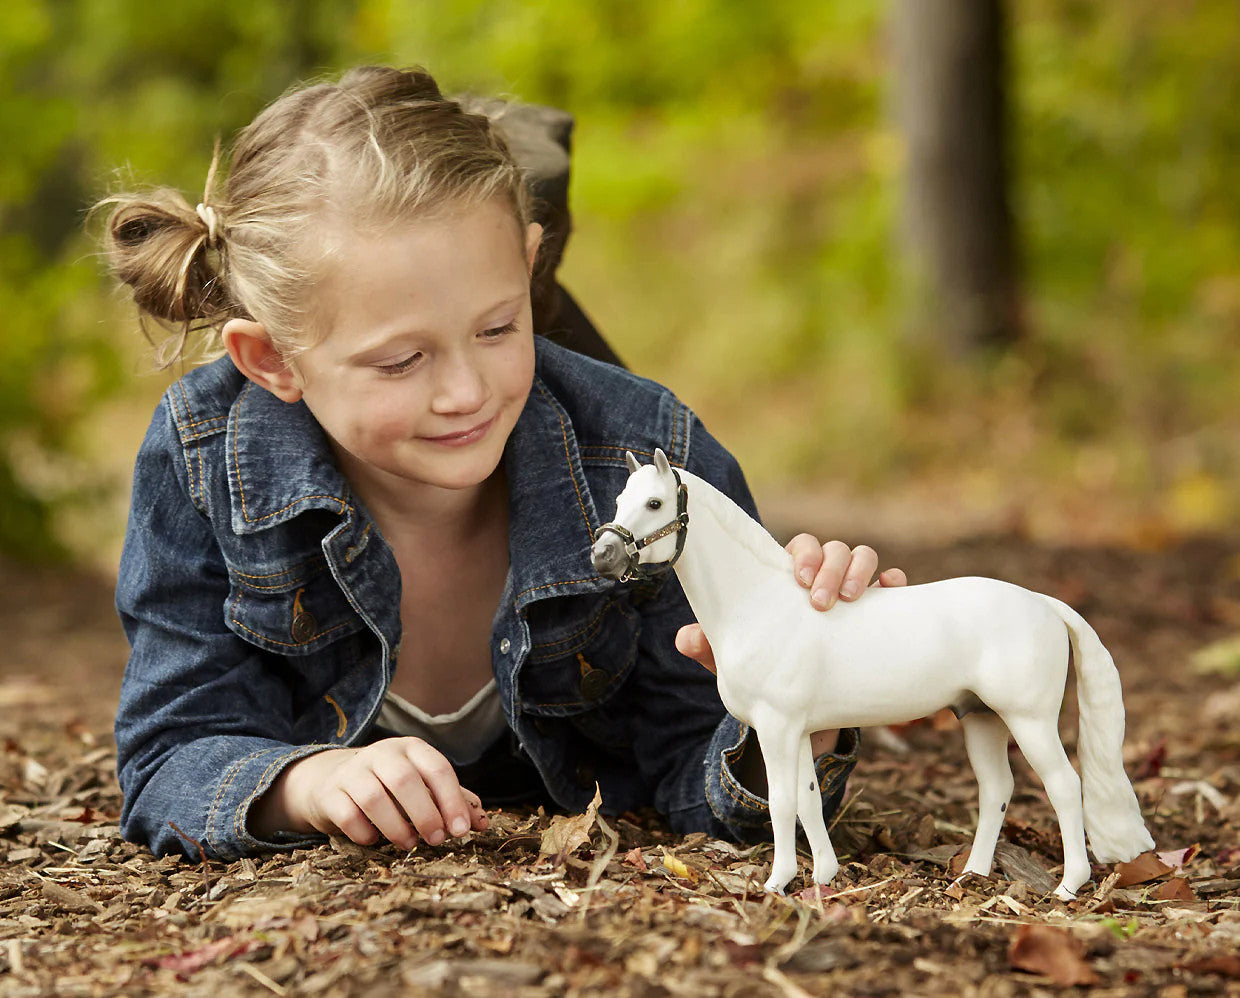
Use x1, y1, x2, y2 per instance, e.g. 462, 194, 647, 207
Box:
504, 372, 611, 608
224, 345, 613, 605
226, 379, 353, 535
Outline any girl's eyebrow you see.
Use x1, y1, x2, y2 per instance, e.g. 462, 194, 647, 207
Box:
345, 291, 526, 361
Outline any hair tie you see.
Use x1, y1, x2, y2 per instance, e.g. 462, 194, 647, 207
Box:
195, 203, 221, 247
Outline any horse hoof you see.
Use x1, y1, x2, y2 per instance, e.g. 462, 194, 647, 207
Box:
763, 879, 788, 896
1052, 883, 1078, 902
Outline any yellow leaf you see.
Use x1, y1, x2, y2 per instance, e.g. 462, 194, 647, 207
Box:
660, 848, 700, 885
1164, 472, 1229, 532
1191, 633, 1240, 675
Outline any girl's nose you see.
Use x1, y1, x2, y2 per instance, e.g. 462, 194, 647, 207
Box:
431, 351, 487, 414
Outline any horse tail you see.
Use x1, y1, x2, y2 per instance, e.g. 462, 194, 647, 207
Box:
1035, 594, 1154, 863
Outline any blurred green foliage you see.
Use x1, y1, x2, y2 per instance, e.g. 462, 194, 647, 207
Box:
2, 0, 1239, 563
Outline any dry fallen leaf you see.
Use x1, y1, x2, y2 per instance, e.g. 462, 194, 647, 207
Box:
538, 784, 601, 862
1114, 851, 1174, 887
623, 847, 648, 872
1156, 844, 1200, 869
151, 937, 259, 977
1008, 924, 1098, 987
660, 849, 700, 885
1181, 955, 1240, 980
1152, 878, 1195, 902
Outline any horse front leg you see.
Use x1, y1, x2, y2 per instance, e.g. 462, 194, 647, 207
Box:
796, 735, 839, 885
754, 721, 802, 894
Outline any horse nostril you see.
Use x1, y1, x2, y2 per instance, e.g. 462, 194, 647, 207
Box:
591, 538, 624, 578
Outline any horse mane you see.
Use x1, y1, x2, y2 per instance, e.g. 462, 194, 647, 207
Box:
679, 470, 793, 573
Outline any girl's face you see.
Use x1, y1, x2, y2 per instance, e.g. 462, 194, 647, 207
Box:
288, 199, 541, 502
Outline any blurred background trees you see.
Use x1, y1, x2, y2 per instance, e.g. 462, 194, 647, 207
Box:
2, 0, 1239, 567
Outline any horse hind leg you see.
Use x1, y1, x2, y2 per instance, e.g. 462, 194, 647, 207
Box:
1004, 714, 1091, 901
796, 736, 839, 885
958, 712, 1014, 880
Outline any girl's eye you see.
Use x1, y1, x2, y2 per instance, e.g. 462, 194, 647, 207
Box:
646, 498, 663, 511
376, 353, 422, 376
481, 320, 518, 340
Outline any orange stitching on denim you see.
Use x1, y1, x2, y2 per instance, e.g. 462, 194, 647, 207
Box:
718, 727, 769, 813
527, 607, 610, 660
231, 381, 352, 523
516, 576, 600, 602
534, 379, 590, 534
231, 554, 327, 582
169, 385, 228, 441
208, 749, 264, 846
580, 445, 654, 462
231, 571, 326, 593
172, 378, 230, 433
236, 748, 321, 843
345, 523, 371, 563
196, 442, 207, 510
230, 591, 347, 647
324, 695, 348, 738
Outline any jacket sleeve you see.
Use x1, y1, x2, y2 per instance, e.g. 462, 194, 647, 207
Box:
114, 400, 330, 859
629, 413, 860, 843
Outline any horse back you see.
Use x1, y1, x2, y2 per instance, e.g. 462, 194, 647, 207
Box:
713, 576, 1071, 730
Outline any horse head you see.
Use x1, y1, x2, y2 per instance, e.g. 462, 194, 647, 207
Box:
590, 448, 689, 582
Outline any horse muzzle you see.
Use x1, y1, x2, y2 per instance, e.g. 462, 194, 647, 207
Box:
590, 532, 633, 580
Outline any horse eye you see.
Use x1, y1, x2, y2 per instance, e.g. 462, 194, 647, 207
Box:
646, 498, 663, 511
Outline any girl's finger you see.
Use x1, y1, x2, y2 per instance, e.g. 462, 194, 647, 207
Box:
675, 623, 716, 673
403, 741, 473, 841
877, 567, 908, 588
839, 545, 879, 602
810, 540, 853, 609
461, 788, 490, 831
345, 774, 420, 850
320, 787, 387, 847
784, 533, 826, 588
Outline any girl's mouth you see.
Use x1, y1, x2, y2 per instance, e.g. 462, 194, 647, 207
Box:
422, 416, 496, 447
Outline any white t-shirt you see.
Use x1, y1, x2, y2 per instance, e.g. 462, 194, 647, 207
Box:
376, 680, 508, 765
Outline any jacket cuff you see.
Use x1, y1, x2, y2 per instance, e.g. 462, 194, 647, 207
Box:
204, 744, 335, 859
704, 719, 860, 842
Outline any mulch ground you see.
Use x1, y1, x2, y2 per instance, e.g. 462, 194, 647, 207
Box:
2, 532, 1239, 997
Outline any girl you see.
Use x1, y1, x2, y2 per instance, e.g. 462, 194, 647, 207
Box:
103, 66, 905, 860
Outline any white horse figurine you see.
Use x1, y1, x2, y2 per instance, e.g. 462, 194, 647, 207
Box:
590, 449, 1153, 900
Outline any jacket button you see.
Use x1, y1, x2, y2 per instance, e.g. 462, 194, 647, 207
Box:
579, 668, 609, 700
291, 611, 318, 643
499, 638, 511, 654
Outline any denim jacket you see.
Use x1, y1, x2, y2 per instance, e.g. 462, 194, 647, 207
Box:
115, 337, 859, 859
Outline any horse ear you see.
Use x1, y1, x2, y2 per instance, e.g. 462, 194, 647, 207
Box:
653, 448, 671, 475
625, 451, 641, 474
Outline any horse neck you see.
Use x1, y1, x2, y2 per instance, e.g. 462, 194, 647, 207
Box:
672, 471, 790, 637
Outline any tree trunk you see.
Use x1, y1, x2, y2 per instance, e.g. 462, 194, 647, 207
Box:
892, 0, 1020, 353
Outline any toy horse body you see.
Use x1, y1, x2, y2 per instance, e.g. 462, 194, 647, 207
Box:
591, 450, 1153, 900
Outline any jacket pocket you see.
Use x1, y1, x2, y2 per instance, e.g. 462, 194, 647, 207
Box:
226, 560, 364, 656
519, 595, 639, 716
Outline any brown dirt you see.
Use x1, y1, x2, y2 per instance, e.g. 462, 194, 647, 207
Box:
2, 533, 1239, 997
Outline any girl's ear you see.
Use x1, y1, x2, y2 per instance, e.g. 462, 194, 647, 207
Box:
524, 221, 544, 276
222, 318, 303, 403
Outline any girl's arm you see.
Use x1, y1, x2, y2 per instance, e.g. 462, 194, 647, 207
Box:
115, 404, 330, 858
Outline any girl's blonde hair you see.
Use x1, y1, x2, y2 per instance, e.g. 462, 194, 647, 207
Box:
100, 66, 533, 366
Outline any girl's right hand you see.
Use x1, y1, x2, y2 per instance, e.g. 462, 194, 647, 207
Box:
251, 737, 487, 849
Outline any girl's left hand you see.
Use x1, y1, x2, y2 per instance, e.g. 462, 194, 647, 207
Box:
675, 536, 907, 673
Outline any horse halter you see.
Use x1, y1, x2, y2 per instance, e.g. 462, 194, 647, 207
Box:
594, 469, 690, 583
